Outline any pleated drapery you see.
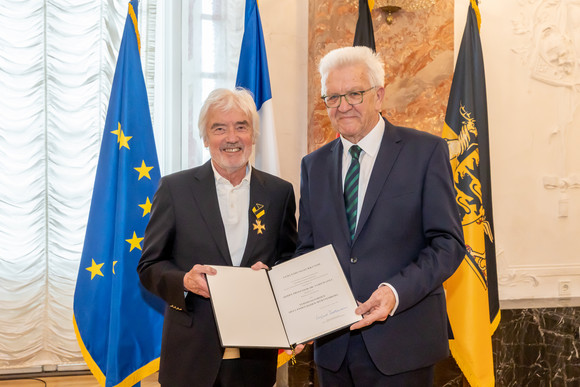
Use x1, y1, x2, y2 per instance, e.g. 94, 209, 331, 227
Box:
0, 0, 157, 371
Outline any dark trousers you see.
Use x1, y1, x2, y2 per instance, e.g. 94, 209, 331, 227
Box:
213, 357, 276, 387
317, 332, 435, 387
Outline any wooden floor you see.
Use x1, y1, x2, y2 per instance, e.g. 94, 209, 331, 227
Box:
0, 373, 160, 386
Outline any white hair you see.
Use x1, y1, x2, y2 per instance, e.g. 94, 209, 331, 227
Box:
319, 46, 385, 95
198, 87, 260, 141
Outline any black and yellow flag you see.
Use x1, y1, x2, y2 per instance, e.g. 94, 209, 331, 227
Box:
442, 1, 500, 386
353, 0, 375, 51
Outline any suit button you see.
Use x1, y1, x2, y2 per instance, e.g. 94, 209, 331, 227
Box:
350, 257, 358, 264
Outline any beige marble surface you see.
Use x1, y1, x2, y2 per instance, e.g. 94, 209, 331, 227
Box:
308, 0, 454, 152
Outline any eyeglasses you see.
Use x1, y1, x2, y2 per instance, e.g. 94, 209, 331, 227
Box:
321, 87, 376, 108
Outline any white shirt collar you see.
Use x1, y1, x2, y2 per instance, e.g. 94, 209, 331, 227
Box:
211, 162, 252, 187
340, 114, 385, 158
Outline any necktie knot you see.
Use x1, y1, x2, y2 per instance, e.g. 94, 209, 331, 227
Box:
349, 145, 362, 160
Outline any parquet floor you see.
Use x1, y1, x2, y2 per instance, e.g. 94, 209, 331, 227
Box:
0, 373, 160, 386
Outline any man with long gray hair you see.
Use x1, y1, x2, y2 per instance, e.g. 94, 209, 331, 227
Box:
138, 87, 297, 387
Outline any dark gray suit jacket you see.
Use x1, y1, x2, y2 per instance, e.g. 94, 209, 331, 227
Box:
296, 118, 465, 376
138, 160, 297, 387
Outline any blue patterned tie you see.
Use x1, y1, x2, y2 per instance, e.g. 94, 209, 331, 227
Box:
344, 145, 362, 240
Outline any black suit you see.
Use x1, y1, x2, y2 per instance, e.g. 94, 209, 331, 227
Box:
297, 118, 465, 380
138, 160, 297, 387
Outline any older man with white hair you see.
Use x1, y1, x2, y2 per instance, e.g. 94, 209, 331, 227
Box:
295, 46, 465, 386
138, 87, 297, 387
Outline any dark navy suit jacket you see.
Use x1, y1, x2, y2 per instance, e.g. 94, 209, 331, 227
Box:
138, 160, 297, 387
296, 117, 465, 375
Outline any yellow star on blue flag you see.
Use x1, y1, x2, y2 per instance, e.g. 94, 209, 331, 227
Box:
139, 197, 152, 217
126, 232, 144, 252
135, 160, 154, 180
73, 2, 164, 386
85, 259, 104, 280
111, 122, 132, 150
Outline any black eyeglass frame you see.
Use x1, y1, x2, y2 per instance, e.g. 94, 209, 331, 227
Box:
321, 86, 377, 108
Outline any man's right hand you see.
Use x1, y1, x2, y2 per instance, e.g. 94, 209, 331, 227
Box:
183, 264, 217, 298
284, 341, 313, 356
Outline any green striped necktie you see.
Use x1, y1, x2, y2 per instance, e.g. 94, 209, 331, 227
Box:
344, 145, 362, 240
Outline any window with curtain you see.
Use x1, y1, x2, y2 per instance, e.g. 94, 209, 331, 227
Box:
182, 0, 244, 168
0, 0, 157, 372
0, 0, 245, 373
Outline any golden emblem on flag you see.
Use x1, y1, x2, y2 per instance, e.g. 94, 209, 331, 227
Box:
445, 104, 493, 289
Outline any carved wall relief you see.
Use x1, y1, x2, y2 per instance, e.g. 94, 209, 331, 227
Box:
512, 0, 580, 216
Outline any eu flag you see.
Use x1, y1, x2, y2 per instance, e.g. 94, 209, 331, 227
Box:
73, 2, 164, 386
235, 0, 280, 176
442, 1, 500, 386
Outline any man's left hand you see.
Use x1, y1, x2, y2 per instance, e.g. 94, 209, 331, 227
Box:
350, 285, 396, 330
250, 261, 269, 271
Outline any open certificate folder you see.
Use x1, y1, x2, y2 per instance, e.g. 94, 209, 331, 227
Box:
206, 244, 361, 349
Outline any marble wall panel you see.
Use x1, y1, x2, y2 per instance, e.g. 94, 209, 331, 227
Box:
307, 0, 454, 152
285, 305, 580, 386
493, 307, 580, 387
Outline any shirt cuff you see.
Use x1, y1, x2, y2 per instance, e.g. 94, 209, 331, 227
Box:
223, 347, 241, 359
379, 282, 399, 316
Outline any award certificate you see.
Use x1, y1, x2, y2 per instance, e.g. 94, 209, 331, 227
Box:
206, 244, 361, 348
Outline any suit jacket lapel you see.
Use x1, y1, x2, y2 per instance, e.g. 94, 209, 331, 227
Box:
189, 161, 232, 265
240, 169, 270, 267
329, 140, 353, 243
355, 118, 402, 241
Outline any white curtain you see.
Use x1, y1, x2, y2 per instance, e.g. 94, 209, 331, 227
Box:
0, 0, 157, 371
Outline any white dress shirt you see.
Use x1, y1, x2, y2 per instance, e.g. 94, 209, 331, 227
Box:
212, 162, 251, 359
340, 116, 399, 315
212, 162, 251, 267
340, 116, 385, 226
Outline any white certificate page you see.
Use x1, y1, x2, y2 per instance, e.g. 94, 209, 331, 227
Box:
206, 266, 290, 348
268, 245, 361, 345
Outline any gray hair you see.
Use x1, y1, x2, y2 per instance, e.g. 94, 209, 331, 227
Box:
319, 46, 385, 96
198, 87, 260, 141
